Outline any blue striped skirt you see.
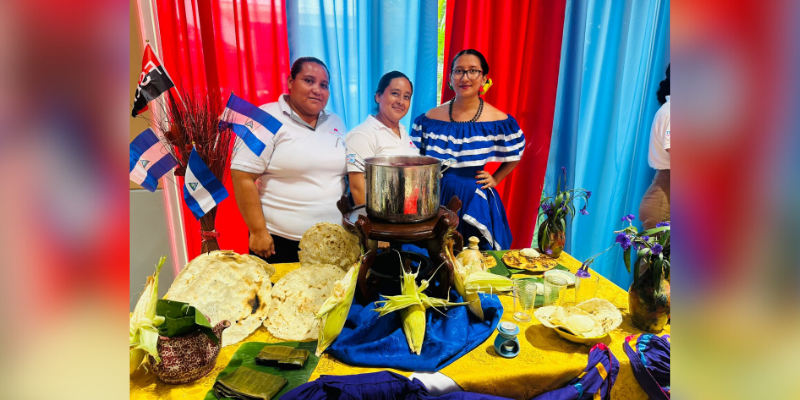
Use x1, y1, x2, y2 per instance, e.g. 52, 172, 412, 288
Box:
440, 167, 512, 250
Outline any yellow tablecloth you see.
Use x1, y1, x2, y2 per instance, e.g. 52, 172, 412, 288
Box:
130, 253, 668, 400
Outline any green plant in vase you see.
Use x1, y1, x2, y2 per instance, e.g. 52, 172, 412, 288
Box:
616, 216, 671, 332
537, 167, 591, 258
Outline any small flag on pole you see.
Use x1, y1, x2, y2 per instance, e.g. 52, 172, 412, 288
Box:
183, 147, 228, 219
130, 128, 178, 192
132, 44, 175, 117
219, 93, 283, 156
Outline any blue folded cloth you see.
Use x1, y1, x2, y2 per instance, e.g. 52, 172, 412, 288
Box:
328, 290, 502, 372
282, 371, 511, 400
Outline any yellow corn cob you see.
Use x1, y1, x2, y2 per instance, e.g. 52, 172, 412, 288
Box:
130, 256, 166, 374
400, 272, 426, 355
315, 261, 360, 356
375, 268, 467, 355
446, 235, 512, 321
453, 260, 484, 321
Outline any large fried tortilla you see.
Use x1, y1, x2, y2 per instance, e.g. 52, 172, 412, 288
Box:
502, 250, 558, 273
265, 265, 345, 341
165, 251, 276, 347
298, 222, 360, 270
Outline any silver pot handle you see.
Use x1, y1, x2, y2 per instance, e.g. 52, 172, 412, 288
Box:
439, 158, 457, 177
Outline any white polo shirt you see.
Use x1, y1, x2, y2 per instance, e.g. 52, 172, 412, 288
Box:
231, 94, 347, 240
345, 115, 420, 173
648, 96, 670, 170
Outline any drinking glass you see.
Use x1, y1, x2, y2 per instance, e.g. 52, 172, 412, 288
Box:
543, 275, 568, 306
512, 279, 537, 322
575, 272, 600, 305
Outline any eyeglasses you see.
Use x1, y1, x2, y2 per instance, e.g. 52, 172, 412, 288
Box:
451, 68, 483, 80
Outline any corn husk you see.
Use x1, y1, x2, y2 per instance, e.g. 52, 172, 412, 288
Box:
446, 237, 512, 321
375, 269, 467, 355
129, 256, 166, 374
314, 261, 360, 356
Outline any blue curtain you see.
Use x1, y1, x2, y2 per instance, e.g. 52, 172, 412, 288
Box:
546, 0, 670, 288
285, 0, 438, 130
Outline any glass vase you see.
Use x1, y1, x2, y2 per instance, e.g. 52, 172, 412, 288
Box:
628, 259, 671, 332
537, 223, 566, 258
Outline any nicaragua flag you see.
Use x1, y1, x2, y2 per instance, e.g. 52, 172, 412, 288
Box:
183, 147, 229, 219
130, 128, 178, 192
219, 93, 283, 156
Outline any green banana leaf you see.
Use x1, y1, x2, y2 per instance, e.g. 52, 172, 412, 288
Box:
484, 250, 571, 307
205, 341, 320, 400
156, 299, 218, 345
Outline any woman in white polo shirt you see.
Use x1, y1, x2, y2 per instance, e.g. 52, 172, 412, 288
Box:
346, 71, 419, 205
639, 65, 670, 230
231, 57, 347, 263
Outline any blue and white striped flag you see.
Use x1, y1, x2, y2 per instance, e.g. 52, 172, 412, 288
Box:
219, 93, 283, 156
130, 128, 178, 192
183, 147, 228, 219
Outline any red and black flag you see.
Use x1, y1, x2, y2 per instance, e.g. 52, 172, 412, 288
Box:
131, 44, 175, 117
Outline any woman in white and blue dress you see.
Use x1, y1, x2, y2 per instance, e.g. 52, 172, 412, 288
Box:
411, 49, 524, 250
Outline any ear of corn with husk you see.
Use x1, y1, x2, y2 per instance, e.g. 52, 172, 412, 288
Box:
375, 269, 467, 355
314, 260, 360, 356
129, 256, 166, 374
447, 235, 512, 321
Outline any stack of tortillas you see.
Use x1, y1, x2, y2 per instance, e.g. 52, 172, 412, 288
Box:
165, 251, 275, 347
265, 222, 361, 341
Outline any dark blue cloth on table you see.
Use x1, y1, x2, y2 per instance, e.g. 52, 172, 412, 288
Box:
531, 343, 620, 400
328, 290, 502, 372
282, 371, 511, 400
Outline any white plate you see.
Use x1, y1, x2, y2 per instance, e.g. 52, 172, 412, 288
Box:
544, 269, 576, 286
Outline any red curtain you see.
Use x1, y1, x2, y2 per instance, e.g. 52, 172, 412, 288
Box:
155, 0, 291, 259
441, 0, 567, 249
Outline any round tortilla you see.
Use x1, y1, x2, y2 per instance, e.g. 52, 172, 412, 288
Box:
576, 298, 623, 334
164, 251, 276, 347
265, 264, 345, 341
502, 250, 557, 273
298, 222, 361, 270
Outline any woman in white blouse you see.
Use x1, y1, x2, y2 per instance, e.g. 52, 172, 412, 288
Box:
346, 71, 419, 205
639, 65, 670, 230
231, 57, 347, 263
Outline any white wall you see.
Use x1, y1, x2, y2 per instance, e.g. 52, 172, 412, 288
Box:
130, 189, 175, 311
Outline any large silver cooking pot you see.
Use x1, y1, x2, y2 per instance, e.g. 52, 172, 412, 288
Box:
363, 155, 455, 223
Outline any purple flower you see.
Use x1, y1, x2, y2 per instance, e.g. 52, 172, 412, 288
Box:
656, 221, 670, 228
586, 190, 592, 199
561, 166, 566, 174
633, 242, 643, 251
576, 269, 591, 278
642, 236, 650, 242
652, 243, 663, 255
579, 208, 589, 215
616, 233, 632, 250
545, 248, 553, 255
621, 214, 636, 222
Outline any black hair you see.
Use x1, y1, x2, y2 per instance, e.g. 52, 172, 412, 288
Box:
657, 64, 669, 105
451, 49, 489, 76
376, 71, 413, 96
290, 57, 330, 80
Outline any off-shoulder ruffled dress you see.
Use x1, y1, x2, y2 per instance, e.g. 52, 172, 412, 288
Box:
410, 114, 525, 250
